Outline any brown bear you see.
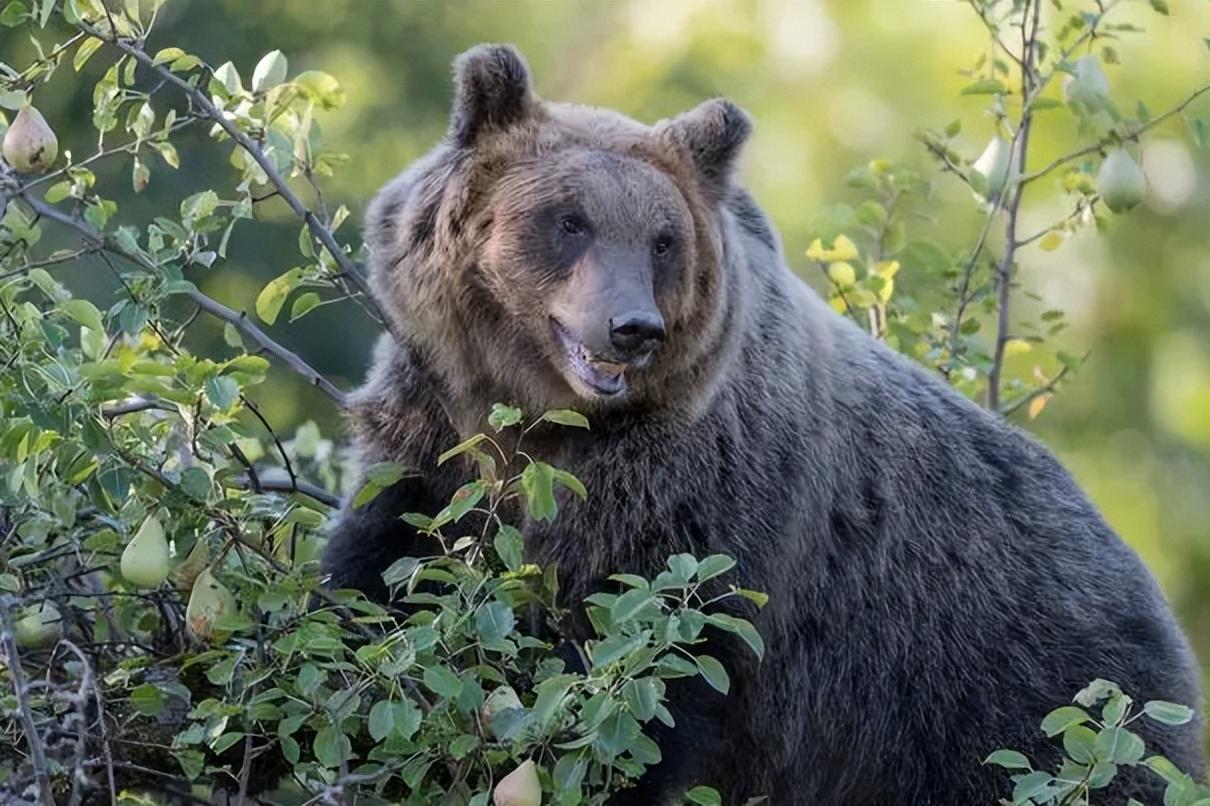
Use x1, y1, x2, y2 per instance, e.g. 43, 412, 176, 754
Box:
324, 44, 1204, 804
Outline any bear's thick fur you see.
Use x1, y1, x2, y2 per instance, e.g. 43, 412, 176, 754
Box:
324, 45, 1204, 803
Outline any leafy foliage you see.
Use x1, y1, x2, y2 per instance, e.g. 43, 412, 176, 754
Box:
0, 0, 1205, 803
987, 679, 1206, 806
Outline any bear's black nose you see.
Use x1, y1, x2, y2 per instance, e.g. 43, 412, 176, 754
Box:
609, 311, 666, 354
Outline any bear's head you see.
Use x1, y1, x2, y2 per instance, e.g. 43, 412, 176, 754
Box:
366, 45, 753, 416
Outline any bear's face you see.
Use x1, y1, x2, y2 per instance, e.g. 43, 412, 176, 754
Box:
481, 150, 696, 399
367, 45, 752, 414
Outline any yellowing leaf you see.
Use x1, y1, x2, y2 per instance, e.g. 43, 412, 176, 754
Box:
1004, 339, 1032, 358
874, 260, 900, 279
1028, 393, 1052, 419
255, 269, 304, 325
827, 261, 856, 288
806, 233, 859, 263
1039, 231, 1065, 252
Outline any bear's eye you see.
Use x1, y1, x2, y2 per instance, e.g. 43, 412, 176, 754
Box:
559, 215, 587, 236
652, 235, 674, 257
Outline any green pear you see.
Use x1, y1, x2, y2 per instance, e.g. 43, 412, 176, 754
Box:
120, 515, 170, 588
972, 136, 1015, 200
493, 759, 541, 806
2, 104, 58, 173
185, 568, 237, 641
13, 602, 61, 648
480, 685, 523, 737
1096, 148, 1146, 213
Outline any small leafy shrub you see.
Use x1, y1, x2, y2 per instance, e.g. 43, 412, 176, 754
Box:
986, 679, 1205, 806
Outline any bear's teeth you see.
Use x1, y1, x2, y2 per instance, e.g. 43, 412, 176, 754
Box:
593, 361, 625, 375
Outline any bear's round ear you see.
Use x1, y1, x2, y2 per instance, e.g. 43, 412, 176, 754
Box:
658, 98, 752, 198
448, 44, 536, 148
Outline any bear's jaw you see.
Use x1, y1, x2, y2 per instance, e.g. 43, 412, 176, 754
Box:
550, 317, 632, 399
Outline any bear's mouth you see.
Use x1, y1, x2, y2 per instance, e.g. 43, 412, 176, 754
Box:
550, 318, 628, 397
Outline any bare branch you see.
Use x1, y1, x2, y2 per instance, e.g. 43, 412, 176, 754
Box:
0, 597, 56, 806
987, 0, 1042, 411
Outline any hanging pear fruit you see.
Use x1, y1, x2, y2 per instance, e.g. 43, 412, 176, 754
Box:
2, 104, 58, 173
493, 759, 541, 806
972, 136, 1014, 199
1096, 148, 1146, 213
185, 568, 237, 641
120, 515, 171, 588
13, 602, 61, 648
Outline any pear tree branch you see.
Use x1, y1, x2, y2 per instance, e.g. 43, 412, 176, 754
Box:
11, 188, 350, 409
72, 19, 398, 341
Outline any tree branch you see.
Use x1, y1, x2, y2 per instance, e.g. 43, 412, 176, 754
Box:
1019, 84, 1210, 186
0, 597, 56, 806
986, 0, 1041, 411
13, 190, 350, 408
75, 21, 398, 341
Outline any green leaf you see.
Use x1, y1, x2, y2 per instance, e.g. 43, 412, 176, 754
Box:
204, 376, 239, 412
983, 749, 1031, 770
622, 677, 660, 722
488, 402, 522, 430
438, 432, 488, 466
1143, 700, 1194, 726
735, 587, 769, 608
611, 588, 655, 622
493, 525, 524, 572
312, 726, 349, 769
0, 1, 28, 26
1031, 97, 1064, 110
1148, 0, 1168, 14
961, 78, 1007, 95
1012, 770, 1054, 802
422, 665, 462, 699
898, 239, 951, 275
180, 189, 219, 225
522, 461, 558, 522
706, 613, 764, 659
252, 50, 288, 92
74, 37, 102, 71
667, 553, 698, 583
212, 61, 243, 95
1095, 726, 1145, 764
552, 469, 587, 501
1041, 705, 1090, 737
542, 409, 589, 429
61, 299, 104, 333
130, 683, 166, 716
528, 674, 576, 735
684, 786, 722, 806
255, 268, 303, 325
695, 655, 730, 694
153, 47, 185, 65
944, 118, 962, 137
695, 554, 736, 582
294, 70, 345, 110
1063, 725, 1098, 764
179, 467, 212, 501
289, 291, 322, 322
474, 601, 515, 642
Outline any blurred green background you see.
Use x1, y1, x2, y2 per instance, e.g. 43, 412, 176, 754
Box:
6, 0, 1208, 696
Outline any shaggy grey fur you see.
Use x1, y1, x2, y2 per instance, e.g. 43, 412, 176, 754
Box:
324, 45, 1204, 804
